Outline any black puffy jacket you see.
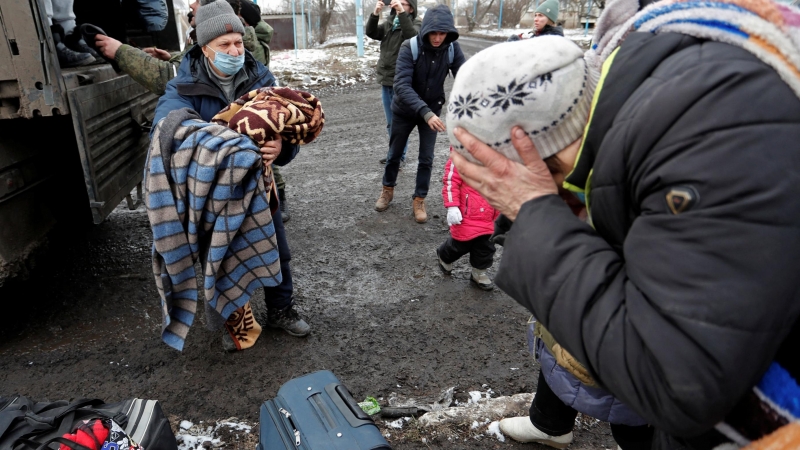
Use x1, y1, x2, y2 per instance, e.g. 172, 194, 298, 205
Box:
496, 32, 800, 442
391, 4, 466, 120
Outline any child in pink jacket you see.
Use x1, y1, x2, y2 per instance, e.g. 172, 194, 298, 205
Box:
436, 151, 500, 290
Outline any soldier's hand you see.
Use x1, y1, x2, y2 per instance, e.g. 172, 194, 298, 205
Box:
144, 47, 172, 61
427, 116, 446, 132
374, 0, 384, 15
95, 34, 122, 60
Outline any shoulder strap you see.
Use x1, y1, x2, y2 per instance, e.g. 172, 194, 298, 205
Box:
410, 36, 419, 62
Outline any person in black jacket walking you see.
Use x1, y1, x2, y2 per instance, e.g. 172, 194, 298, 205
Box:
365, 0, 421, 165
449, 0, 800, 446
374, 4, 465, 223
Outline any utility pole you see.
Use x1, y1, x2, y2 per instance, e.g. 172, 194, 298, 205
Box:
301, 0, 307, 49
292, 0, 298, 56
498, 0, 503, 29
356, 0, 365, 56
584, 0, 593, 36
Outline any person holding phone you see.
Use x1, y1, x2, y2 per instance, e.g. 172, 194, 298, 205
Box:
365, 0, 421, 166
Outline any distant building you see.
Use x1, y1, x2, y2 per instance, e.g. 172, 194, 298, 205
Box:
262, 12, 310, 50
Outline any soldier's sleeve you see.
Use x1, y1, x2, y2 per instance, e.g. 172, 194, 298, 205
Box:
115, 44, 177, 96
244, 26, 268, 65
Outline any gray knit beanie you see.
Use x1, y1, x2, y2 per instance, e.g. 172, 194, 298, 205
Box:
447, 36, 598, 163
196, 0, 246, 47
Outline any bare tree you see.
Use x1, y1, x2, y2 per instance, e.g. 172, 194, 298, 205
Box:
501, 0, 531, 27
316, 0, 337, 43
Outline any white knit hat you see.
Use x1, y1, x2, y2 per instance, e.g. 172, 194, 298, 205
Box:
447, 36, 598, 163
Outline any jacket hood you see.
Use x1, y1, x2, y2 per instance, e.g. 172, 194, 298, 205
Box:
419, 4, 458, 46
390, 0, 419, 20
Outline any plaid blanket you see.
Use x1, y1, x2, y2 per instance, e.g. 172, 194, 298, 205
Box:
145, 108, 282, 351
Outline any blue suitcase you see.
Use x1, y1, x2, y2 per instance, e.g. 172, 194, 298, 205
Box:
258, 370, 392, 450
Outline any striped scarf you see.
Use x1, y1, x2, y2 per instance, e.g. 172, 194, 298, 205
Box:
587, 0, 800, 99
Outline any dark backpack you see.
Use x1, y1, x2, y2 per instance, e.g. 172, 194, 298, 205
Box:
0, 396, 177, 450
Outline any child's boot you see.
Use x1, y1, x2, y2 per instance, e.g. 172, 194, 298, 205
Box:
470, 267, 493, 290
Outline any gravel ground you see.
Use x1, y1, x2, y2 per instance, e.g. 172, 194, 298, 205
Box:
0, 77, 618, 450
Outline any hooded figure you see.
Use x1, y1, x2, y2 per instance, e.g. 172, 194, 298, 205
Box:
374, 4, 466, 224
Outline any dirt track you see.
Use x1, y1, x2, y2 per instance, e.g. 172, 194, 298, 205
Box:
0, 81, 617, 449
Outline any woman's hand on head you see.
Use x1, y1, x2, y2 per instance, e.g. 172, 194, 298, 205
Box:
451, 126, 558, 221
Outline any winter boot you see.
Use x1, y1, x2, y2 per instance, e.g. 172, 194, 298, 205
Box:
413, 197, 427, 223
436, 248, 452, 274
266, 302, 311, 337
64, 31, 100, 58
278, 188, 290, 223
498, 417, 573, 449
221, 302, 262, 352
470, 267, 494, 290
51, 25, 94, 68
375, 186, 394, 212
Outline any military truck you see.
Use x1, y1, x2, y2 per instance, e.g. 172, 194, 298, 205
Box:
0, 0, 181, 284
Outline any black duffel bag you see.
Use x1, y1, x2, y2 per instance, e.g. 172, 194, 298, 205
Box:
0, 396, 177, 450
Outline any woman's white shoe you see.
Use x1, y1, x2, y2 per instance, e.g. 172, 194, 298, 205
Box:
498, 417, 574, 449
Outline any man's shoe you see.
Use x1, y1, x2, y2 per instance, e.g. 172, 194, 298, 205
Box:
413, 197, 427, 223
470, 267, 494, 290
379, 157, 387, 164
51, 25, 94, 68
498, 417, 573, 449
375, 186, 394, 212
65, 31, 100, 58
436, 249, 452, 274
267, 303, 310, 337
278, 188, 290, 223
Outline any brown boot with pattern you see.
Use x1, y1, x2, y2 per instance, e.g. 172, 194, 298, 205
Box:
375, 186, 394, 212
221, 302, 262, 352
413, 197, 427, 223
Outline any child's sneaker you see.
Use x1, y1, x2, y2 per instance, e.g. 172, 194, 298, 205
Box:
436, 249, 452, 274
470, 267, 493, 290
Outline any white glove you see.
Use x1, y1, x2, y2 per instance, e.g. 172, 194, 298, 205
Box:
446, 207, 462, 226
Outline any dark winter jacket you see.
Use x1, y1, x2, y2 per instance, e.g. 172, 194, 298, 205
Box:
496, 32, 800, 441
152, 46, 299, 166
391, 4, 466, 121
536, 24, 563, 36
365, 0, 421, 86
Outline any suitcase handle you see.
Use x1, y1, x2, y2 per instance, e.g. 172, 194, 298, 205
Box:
324, 383, 374, 428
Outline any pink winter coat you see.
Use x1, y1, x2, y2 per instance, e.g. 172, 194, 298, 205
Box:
442, 157, 500, 241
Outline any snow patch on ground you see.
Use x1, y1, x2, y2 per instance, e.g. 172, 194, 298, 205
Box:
269, 37, 380, 89
486, 421, 506, 442
174, 418, 255, 450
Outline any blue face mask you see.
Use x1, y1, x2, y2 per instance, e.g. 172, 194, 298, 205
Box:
207, 46, 245, 76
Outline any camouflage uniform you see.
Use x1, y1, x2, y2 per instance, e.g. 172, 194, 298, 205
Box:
244, 21, 274, 67
115, 44, 191, 96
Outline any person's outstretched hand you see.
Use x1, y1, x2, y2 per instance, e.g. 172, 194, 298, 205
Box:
144, 47, 172, 61
446, 207, 462, 226
451, 126, 558, 221
94, 34, 122, 60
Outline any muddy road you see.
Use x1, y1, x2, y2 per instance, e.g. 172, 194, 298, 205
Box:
0, 68, 617, 448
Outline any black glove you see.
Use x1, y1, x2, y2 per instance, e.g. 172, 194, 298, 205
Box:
489, 214, 513, 246
239, 0, 262, 27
